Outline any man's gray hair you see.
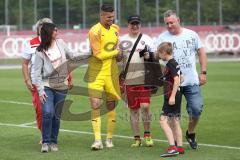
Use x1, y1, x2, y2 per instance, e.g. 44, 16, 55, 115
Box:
34, 18, 53, 35
163, 10, 178, 18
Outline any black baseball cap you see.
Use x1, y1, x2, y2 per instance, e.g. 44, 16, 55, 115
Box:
128, 15, 141, 24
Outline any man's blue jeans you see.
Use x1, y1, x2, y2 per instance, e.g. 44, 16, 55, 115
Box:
180, 85, 203, 118
41, 87, 67, 144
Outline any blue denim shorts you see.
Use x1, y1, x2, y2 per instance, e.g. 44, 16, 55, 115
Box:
180, 85, 203, 118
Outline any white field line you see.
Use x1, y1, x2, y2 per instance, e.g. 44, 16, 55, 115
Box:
19, 121, 36, 126
0, 100, 32, 106
0, 64, 88, 70
0, 100, 240, 150
207, 57, 240, 62
0, 123, 240, 150
1, 58, 240, 70
0, 65, 21, 70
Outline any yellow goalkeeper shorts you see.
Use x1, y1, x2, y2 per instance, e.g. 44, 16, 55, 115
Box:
88, 74, 121, 101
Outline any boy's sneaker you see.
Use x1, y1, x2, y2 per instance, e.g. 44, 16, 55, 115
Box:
131, 139, 142, 147
177, 147, 185, 154
50, 144, 59, 152
91, 140, 103, 150
41, 143, 49, 153
144, 136, 154, 147
105, 139, 114, 148
186, 131, 198, 149
160, 146, 179, 157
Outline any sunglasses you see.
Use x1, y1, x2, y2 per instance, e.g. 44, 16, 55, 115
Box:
130, 21, 140, 25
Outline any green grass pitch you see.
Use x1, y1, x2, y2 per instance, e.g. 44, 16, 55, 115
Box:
0, 62, 240, 160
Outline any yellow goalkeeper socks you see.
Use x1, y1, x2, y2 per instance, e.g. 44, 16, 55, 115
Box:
107, 110, 116, 139
91, 108, 101, 140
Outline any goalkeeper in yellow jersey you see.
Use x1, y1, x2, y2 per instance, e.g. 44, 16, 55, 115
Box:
87, 3, 121, 150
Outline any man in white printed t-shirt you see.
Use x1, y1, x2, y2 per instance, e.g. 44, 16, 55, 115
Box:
155, 10, 207, 149
120, 15, 155, 147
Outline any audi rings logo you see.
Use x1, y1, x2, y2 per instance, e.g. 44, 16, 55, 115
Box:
2, 37, 31, 57
205, 33, 240, 52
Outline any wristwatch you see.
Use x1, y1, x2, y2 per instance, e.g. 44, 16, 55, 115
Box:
201, 71, 207, 75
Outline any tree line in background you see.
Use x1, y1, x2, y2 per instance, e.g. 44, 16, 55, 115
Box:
0, 0, 239, 30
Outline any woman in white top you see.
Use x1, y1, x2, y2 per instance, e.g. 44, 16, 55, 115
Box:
32, 23, 75, 153
22, 18, 53, 137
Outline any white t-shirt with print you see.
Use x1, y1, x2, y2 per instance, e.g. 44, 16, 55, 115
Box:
155, 28, 203, 86
120, 33, 155, 85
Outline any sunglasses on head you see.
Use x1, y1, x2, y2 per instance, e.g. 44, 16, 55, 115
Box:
130, 21, 140, 25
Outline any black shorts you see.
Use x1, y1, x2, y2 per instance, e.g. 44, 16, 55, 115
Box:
161, 91, 182, 117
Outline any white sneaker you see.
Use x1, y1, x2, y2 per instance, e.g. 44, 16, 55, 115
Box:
91, 140, 103, 150
105, 139, 114, 148
50, 144, 58, 152
41, 143, 49, 153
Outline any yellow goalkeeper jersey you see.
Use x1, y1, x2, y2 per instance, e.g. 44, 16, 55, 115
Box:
88, 23, 119, 76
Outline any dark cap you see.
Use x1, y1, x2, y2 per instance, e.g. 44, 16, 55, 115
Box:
128, 15, 141, 23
